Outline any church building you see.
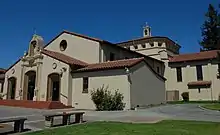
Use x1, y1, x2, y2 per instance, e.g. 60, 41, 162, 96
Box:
1, 27, 166, 110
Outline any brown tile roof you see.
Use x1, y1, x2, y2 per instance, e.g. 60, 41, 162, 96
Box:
117, 36, 181, 48
187, 81, 212, 86
75, 57, 145, 72
169, 50, 220, 63
74, 57, 166, 81
42, 49, 88, 67
44, 30, 109, 48
0, 68, 5, 73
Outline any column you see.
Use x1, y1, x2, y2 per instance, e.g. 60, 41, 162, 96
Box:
33, 62, 42, 101
20, 63, 25, 100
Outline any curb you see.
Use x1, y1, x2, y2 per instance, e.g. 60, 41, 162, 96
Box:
198, 105, 220, 112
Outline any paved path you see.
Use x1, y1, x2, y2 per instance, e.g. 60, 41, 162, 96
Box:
0, 104, 220, 134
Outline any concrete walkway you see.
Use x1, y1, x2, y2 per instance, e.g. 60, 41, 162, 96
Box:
0, 104, 220, 134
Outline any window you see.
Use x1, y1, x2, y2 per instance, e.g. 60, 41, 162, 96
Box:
110, 52, 115, 61
218, 63, 220, 73
60, 40, 67, 51
134, 45, 138, 49
0, 82, 3, 93
150, 43, 154, 47
176, 67, 182, 82
198, 88, 201, 93
157, 67, 160, 74
82, 77, 88, 93
158, 42, 162, 47
127, 46, 130, 50
141, 44, 146, 48
125, 57, 129, 59
196, 65, 203, 81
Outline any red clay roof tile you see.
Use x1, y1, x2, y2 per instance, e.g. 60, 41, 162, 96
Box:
169, 50, 220, 63
187, 81, 212, 86
42, 49, 88, 67
75, 57, 145, 72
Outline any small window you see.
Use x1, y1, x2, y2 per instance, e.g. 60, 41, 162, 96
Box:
196, 65, 203, 81
141, 44, 146, 48
82, 77, 88, 93
127, 46, 130, 50
0, 82, 3, 93
218, 63, 220, 73
60, 40, 67, 51
134, 45, 138, 49
110, 52, 115, 61
150, 43, 154, 47
125, 57, 129, 59
158, 42, 162, 47
176, 67, 182, 82
198, 88, 201, 93
157, 67, 160, 73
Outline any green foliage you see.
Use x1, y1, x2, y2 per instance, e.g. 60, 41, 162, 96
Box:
91, 85, 125, 111
181, 92, 189, 102
200, 4, 220, 50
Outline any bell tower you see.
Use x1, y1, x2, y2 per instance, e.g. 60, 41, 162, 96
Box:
143, 22, 151, 37
28, 34, 44, 57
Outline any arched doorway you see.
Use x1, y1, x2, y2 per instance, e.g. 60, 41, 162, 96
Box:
47, 73, 60, 101
7, 77, 17, 99
23, 71, 36, 100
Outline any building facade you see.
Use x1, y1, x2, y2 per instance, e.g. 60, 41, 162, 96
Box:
1, 30, 166, 110
117, 24, 220, 102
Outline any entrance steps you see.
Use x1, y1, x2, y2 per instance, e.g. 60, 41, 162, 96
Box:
0, 100, 73, 109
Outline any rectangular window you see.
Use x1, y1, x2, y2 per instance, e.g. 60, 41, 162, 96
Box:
134, 45, 138, 49
218, 63, 220, 73
110, 52, 115, 61
176, 67, 182, 82
82, 77, 88, 93
0, 82, 3, 93
196, 65, 203, 81
157, 67, 160, 74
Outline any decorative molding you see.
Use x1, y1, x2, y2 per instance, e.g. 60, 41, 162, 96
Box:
11, 68, 15, 74
52, 63, 57, 69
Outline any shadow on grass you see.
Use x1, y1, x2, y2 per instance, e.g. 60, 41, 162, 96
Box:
50, 120, 87, 128
0, 128, 31, 135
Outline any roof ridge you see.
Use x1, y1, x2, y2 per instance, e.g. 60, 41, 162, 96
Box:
63, 30, 104, 42
116, 36, 167, 44
88, 57, 145, 65
174, 50, 220, 57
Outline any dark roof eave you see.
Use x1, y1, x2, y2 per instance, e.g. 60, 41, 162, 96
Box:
117, 36, 181, 48
169, 58, 216, 63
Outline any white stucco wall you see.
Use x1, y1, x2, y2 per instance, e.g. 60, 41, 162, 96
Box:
3, 60, 23, 100
130, 62, 166, 108
72, 69, 130, 110
40, 54, 71, 105
166, 61, 220, 101
45, 33, 101, 63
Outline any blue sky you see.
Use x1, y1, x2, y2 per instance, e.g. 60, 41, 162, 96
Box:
0, 0, 219, 68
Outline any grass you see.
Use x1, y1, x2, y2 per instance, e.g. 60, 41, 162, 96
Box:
202, 103, 220, 111
24, 120, 220, 135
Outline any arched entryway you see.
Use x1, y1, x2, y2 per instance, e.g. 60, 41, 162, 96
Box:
23, 71, 36, 100
7, 77, 17, 99
47, 73, 60, 101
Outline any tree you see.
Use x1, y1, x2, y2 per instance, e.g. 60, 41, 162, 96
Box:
200, 4, 220, 50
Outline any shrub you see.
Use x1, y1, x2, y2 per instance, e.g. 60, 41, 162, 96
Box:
181, 92, 189, 102
91, 85, 125, 111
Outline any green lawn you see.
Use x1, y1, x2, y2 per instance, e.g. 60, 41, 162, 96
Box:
202, 103, 220, 111
24, 120, 220, 135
